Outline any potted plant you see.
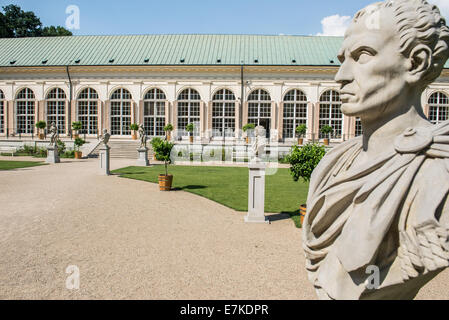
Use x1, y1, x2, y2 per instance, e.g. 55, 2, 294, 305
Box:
150, 137, 163, 160
73, 137, 86, 159
185, 123, 194, 143
320, 125, 333, 146
242, 123, 255, 144
286, 143, 326, 227
295, 124, 307, 145
164, 123, 174, 141
72, 121, 82, 139
35, 121, 46, 140
153, 140, 175, 191
130, 123, 139, 140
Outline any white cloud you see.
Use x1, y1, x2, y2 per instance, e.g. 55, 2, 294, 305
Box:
429, 0, 449, 20
316, 14, 351, 36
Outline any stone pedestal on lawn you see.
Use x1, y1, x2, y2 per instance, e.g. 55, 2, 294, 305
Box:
99, 145, 110, 175
46, 145, 60, 164
245, 161, 269, 223
137, 147, 149, 166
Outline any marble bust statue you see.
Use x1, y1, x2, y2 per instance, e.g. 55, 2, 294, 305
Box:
250, 126, 267, 162
303, 0, 449, 300
99, 129, 110, 146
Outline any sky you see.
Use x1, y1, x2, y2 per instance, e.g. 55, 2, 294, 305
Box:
0, 0, 448, 37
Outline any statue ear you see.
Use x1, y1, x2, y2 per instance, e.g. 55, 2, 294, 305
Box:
406, 44, 432, 84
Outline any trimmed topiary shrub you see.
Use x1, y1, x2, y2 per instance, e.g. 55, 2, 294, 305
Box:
287, 143, 326, 182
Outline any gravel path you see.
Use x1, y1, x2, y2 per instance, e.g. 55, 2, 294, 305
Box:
0, 156, 448, 300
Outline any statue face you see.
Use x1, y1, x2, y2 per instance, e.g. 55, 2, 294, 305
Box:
335, 8, 410, 119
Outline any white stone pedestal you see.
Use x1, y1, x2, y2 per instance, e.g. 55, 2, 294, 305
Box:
137, 147, 150, 166
99, 145, 110, 175
245, 161, 269, 223
46, 146, 60, 164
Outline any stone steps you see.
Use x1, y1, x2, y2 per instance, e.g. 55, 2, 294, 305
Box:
89, 140, 155, 159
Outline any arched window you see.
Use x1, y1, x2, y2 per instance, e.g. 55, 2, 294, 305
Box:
212, 89, 236, 137
16, 88, 35, 134
428, 92, 449, 124
77, 88, 98, 135
177, 88, 201, 136
46, 88, 66, 134
355, 117, 363, 137
0, 90, 4, 134
111, 88, 132, 135
283, 89, 307, 139
319, 90, 342, 139
248, 89, 271, 135
144, 88, 166, 137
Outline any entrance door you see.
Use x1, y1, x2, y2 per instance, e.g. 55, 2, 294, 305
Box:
259, 119, 270, 139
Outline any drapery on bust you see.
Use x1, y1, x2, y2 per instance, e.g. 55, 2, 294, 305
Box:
303, 0, 449, 300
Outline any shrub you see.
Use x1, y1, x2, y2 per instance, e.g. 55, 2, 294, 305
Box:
185, 123, 194, 134
72, 121, 82, 131
150, 137, 163, 149
320, 125, 333, 138
35, 121, 46, 130
242, 123, 255, 132
164, 124, 174, 132
74, 137, 86, 151
61, 150, 75, 158
153, 140, 174, 176
57, 140, 66, 155
295, 124, 307, 138
287, 143, 326, 182
130, 123, 139, 131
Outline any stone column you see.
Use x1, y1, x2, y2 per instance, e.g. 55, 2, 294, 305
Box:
165, 101, 170, 126
235, 101, 240, 139
270, 101, 277, 141
313, 102, 320, 142
242, 102, 248, 126
46, 145, 60, 164
99, 144, 110, 175
98, 100, 103, 134
104, 100, 110, 132
137, 147, 149, 166
172, 101, 178, 136
245, 162, 269, 224
7, 101, 14, 134
207, 101, 213, 139
38, 100, 45, 122
139, 100, 144, 125
278, 102, 284, 141
200, 100, 205, 139
65, 100, 69, 135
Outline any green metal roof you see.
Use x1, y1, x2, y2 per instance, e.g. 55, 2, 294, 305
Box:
0, 34, 345, 67
0, 34, 448, 68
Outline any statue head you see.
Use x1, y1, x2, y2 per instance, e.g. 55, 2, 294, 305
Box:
103, 129, 108, 135
255, 126, 266, 138
336, 0, 449, 121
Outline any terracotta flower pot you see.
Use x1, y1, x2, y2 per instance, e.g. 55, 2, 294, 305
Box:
167, 134, 171, 141
298, 138, 303, 145
323, 138, 329, 146
246, 137, 249, 144
38, 133, 45, 140
189, 136, 193, 143
299, 204, 307, 227
132, 132, 137, 140
73, 134, 79, 140
74, 151, 82, 159
158, 174, 173, 191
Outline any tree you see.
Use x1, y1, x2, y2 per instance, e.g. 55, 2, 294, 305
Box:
42, 26, 72, 37
1, 5, 72, 38
287, 143, 326, 182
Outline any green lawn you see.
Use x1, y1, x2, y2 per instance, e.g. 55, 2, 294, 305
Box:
0, 160, 45, 171
113, 165, 309, 227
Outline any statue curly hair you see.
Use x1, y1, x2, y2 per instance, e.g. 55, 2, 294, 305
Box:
354, 0, 449, 87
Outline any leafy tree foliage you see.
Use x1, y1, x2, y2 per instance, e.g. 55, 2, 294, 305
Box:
0, 5, 72, 38
287, 143, 326, 182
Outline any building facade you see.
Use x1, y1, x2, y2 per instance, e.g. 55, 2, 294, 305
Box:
1, 34, 448, 143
